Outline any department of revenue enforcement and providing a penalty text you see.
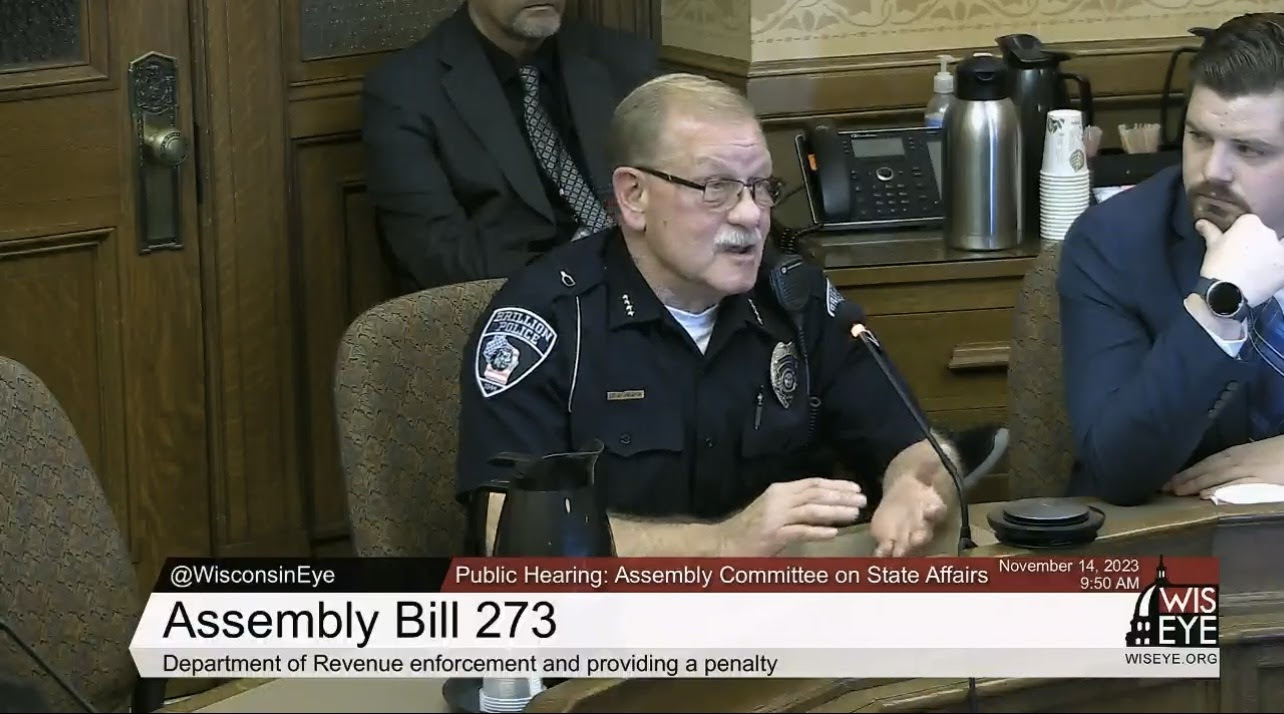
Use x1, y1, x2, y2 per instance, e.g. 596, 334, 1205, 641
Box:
162, 652, 542, 676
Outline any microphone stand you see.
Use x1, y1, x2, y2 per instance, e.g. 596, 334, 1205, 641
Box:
0, 616, 97, 713
850, 325, 975, 552
847, 323, 980, 714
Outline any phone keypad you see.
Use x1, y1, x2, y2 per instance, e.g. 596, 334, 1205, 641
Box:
845, 135, 942, 224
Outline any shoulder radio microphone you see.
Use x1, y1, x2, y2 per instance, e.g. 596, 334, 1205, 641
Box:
0, 616, 97, 712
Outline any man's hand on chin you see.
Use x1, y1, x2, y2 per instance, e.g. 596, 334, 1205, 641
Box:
1164, 437, 1284, 499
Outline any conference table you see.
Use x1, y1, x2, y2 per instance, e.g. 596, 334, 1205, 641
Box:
159, 495, 1284, 713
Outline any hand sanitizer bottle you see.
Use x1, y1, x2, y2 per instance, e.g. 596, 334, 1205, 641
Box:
925, 54, 957, 128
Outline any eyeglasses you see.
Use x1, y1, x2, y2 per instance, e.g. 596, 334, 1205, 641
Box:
634, 166, 785, 210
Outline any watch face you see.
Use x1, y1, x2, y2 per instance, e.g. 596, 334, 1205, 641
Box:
1208, 282, 1243, 316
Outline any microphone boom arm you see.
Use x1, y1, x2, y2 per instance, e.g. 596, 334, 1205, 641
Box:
850, 324, 976, 551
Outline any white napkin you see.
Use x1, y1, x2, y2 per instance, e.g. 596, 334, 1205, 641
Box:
1208, 483, 1284, 505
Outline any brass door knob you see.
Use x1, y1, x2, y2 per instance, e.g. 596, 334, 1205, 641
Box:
144, 127, 190, 167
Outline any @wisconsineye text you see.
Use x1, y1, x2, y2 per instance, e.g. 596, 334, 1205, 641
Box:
154, 557, 455, 592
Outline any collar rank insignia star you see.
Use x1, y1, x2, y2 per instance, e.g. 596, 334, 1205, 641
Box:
475, 307, 558, 398
770, 341, 800, 409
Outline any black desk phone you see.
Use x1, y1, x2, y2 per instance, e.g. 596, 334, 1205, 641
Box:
795, 124, 945, 232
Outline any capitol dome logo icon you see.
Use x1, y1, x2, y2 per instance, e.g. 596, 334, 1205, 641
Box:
1126, 556, 1219, 648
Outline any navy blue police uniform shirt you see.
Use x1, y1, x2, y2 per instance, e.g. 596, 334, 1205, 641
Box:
455, 228, 926, 520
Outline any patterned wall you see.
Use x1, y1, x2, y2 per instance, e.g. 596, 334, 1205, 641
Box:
663, 0, 1276, 62
662, 0, 752, 61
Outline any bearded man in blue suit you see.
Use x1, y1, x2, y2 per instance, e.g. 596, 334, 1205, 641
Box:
1058, 13, 1284, 505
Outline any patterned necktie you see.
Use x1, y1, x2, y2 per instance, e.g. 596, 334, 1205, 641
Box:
1246, 297, 1284, 439
518, 65, 613, 236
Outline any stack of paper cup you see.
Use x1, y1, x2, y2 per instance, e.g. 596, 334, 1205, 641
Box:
1040, 109, 1091, 241
479, 676, 546, 712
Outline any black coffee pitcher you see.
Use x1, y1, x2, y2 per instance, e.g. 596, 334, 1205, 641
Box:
997, 33, 1096, 237
997, 34, 1096, 128
468, 439, 616, 557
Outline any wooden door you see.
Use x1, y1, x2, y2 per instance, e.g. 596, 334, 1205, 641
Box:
0, 0, 210, 589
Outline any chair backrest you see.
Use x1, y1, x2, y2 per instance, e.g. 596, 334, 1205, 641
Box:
1006, 240, 1076, 499
0, 356, 142, 712
334, 279, 505, 558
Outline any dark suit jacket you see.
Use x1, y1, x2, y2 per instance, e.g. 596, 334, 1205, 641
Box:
1058, 164, 1257, 506
361, 6, 660, 292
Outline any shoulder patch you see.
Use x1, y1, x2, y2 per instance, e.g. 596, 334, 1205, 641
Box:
825, 279, 844, 318
475, 307, 558, 398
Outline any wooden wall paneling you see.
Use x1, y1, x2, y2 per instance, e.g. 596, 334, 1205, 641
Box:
565, 0, 662, 38
1221, 637, 1284, 710
290, 131, 389, 549
0, 231, 127, 542
197, 0, 308, 557
282, 0, 461, 553
285, 0, 457, 86
0, 0, 212, 593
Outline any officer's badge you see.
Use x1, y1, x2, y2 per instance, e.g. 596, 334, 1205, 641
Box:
770, 341, 800, 409
475, 307, 558, 398
826, 279, 844, 318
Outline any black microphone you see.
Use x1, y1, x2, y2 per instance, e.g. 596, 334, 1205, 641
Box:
0, 616, 97, 713
834, 301, 980, 714
835, 301, 975, 553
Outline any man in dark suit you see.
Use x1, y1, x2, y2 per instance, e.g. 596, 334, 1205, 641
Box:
362, 0, 660, 292
1058, 12, 1284, 506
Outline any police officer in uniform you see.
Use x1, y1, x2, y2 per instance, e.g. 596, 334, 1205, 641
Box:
457, 73, 961, 558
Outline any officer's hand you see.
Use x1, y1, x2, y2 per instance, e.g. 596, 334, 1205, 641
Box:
718, 477, 867, 557
869, 476, 947, 557
1197, 214, 1284, 308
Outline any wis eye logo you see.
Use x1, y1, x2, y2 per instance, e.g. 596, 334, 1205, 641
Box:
1125, 556, 1218, 648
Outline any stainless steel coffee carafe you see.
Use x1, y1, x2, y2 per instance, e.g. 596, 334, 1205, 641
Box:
942, 53, 1023, 251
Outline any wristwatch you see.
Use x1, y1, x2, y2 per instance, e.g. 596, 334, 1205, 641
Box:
1195, 277, 1249, 321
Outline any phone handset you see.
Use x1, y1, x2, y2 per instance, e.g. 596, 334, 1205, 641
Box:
803, 122, 851, 222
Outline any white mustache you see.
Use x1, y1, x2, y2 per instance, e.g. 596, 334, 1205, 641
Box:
714, 226, 761, 249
